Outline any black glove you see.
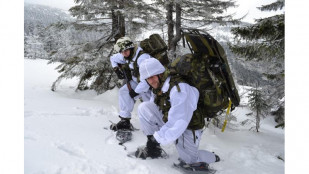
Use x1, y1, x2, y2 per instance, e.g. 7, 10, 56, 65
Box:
129, 89, 139, 98
114, 67, 125, 79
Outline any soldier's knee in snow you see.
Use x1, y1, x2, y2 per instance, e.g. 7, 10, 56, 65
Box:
138, 102, 148, 114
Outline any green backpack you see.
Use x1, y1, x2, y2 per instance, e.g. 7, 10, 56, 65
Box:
125, 34, 170, 82
169, 28, 240, 120
154, 29, 240, 130
139, 34, 170, 67
139, 30, 239, 130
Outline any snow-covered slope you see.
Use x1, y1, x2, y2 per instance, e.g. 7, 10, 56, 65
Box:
24, 3, 72, 35
24, 59, 284, 174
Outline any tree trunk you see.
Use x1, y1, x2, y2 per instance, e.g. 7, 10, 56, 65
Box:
255, 86, 260, 132
170, 3, 182, 55
256, 107, 260, 132
118, 1, 125, 38
112, 1, 125, 41
111, 6, 118, 40
166, 2, 174, 50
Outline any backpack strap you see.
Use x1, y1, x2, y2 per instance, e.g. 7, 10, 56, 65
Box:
153, 73, 205, 131
132, 50, 144, 83
125, 46, 144, 82
206, 67, 222, 95
155, 75, 199, 144
192, 130, 196, 144
154, 73, 184, 123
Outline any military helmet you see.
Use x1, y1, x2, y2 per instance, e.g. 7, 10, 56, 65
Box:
114, 36, 135, 53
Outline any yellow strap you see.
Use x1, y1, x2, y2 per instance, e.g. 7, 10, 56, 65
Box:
221, 99, 232, 132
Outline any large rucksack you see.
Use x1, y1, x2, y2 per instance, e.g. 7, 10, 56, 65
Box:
125, 34, 170, 82
168, 28, 240, 119
137, 30, 239, 129
139, 34, 170, 67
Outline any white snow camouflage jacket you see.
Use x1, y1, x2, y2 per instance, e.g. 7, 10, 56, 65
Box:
153, 77, 200, 145
110, 46, 151, 93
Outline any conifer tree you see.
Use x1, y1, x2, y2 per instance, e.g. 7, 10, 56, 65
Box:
248, 85, 268, 132
151, 0, 239, 58
49, 0, 161, 94
229, 0, 285, 124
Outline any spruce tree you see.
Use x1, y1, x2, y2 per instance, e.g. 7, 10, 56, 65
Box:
49, 0, 161, 94
229, 0, 285, 125
248, 85, 268, 132
151, 0, 240, 58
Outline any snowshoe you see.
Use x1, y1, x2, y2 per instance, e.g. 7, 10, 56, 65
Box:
107, 118, 139, 145
214, 154, 220, 162
127, 145, 168, 159
128, 135, 168, 159
116, 129, 132, 144
110, 118, 134, 131
173, 159, 216, 174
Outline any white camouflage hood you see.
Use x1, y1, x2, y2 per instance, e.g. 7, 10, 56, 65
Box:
139, 58, 165, 80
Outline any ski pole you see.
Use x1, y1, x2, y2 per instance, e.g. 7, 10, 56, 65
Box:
221, 99, 232, 132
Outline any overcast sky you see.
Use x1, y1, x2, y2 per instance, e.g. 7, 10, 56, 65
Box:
24, 0, 284, 23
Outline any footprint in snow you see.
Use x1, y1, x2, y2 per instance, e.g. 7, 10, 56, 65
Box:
54, 142, 86, 159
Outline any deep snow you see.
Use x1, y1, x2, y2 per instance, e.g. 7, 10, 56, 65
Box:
24, 59, 284, 174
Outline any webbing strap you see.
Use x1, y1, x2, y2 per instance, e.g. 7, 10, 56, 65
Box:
206, 67, 221, 95
132, 50, 144, 82
192, 130, 196, 144
154, 74, 184, 123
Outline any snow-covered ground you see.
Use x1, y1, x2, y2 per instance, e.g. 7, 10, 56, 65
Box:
24, 59, 284, 174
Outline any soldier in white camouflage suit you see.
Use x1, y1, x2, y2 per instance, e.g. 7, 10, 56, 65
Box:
110, 37, 152, 131
134, 58, 220, 172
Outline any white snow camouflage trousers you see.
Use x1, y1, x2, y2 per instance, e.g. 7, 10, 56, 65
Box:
118, 80, 151, 118
138, 101, 217, 164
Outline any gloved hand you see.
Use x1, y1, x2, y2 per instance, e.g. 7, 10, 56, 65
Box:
114, 67, 125, 79
129, 89, 139, 98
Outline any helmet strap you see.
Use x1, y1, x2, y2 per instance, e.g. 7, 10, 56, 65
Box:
157, 75, 162, 85
124, 47, 135, 61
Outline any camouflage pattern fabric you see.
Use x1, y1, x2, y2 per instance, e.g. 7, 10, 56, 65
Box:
140, 34, 169, 67
150, 30, 239, 130
115, 37, 135, 53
